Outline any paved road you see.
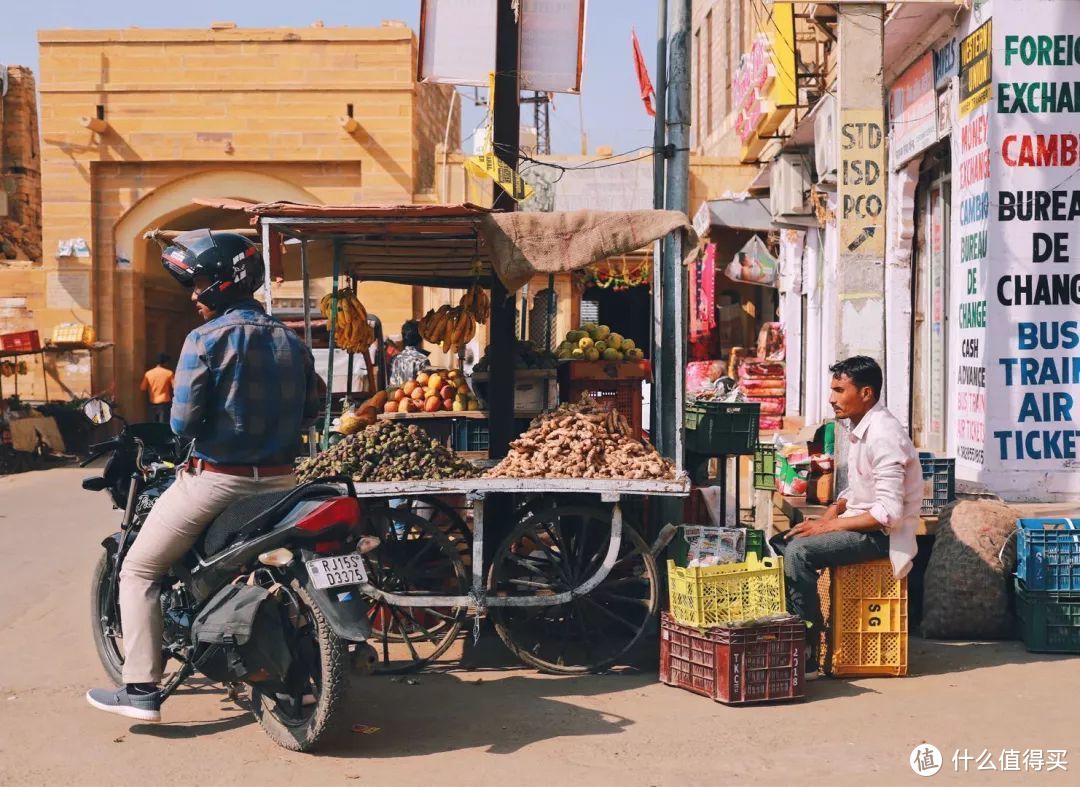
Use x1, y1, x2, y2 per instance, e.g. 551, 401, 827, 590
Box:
0, 467, 1077, 786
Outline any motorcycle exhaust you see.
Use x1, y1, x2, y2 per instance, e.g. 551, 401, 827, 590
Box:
350, 642, 378, 675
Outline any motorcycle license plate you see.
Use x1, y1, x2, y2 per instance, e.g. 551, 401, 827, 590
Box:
305, 554, 368, 590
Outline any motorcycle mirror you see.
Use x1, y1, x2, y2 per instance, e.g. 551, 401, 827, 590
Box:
82, 398, 114, 426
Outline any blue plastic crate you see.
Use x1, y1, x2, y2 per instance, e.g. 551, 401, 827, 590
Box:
918, 452, 955, 516
1016, 518, 1080, 593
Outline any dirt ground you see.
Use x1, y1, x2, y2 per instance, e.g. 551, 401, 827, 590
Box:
1, 468, 1077, 787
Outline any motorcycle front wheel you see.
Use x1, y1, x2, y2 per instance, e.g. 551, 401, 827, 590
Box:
91, 552, 126, 686
251, 584, 349, 752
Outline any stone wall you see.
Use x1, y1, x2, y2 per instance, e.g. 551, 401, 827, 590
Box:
1, 66, 42, 262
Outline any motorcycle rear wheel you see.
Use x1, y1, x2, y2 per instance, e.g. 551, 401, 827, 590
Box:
91, 552, 126, 686
251, 584, 348, 752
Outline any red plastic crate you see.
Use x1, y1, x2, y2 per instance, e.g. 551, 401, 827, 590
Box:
0, 330, 41, 354
659, 612, 806, 705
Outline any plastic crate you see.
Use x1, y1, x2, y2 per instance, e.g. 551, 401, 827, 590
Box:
753, 443, 776, 490
1016, 518, 1080, 593
659, 612, 806, 705
0, 330, 41, 354
819, 560, 908, 677
666, 553, 786, 628
452, 417, 532, 454
669, 526, 764, 567
1014, 579, 1080, 653
918, 452, 956, 515
684, 401, 761, 456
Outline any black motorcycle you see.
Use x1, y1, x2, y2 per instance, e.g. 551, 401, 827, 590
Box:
81, 399, 377, 751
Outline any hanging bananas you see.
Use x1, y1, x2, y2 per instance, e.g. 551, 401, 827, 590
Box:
319, 290, 374, 353
461, 282, 490, 324
419, 303, 476, 352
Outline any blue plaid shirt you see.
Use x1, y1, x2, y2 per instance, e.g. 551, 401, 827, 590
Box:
171, 299, 320, 465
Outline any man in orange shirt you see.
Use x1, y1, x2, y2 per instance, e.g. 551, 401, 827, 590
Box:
140, 354, 175, 424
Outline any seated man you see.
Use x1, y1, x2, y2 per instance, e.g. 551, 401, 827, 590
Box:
772, 356, 922, 678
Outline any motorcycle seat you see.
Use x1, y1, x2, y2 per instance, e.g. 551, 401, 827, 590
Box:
197, 482, 343, 557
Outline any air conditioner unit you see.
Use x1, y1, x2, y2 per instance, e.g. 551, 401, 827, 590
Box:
814, 94, 837, 184
770, 153, 813, 218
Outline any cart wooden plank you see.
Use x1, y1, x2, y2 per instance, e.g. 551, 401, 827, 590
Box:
346, 475, 690, 499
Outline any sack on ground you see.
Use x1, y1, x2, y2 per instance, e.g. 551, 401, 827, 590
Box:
192, 583, 294, 683
922, 499, 1019, 639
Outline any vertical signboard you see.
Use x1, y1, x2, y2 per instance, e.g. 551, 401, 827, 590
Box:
989, 0, 1080, 480
839, 109, 886, 255
929, 187, 947, 440
889, 52, 938, 167
949, 13, 992, 475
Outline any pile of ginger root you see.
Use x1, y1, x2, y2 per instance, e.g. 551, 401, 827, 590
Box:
485, 397, 676, 480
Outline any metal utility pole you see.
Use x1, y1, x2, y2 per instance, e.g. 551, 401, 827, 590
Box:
487, 0, 521, 460
650, 0, 668, 446
657, 0, 690, 462
521, 91, 551, 154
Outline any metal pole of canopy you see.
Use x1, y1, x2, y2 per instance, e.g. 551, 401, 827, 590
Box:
261, 221, 274, 316
346, 277, 356, 402
321, 241, 342, 449
301, 239, 317, 457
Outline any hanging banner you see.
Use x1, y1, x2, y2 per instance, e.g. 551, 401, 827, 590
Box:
986, 0, 1080, 483
465, 152, 535, 201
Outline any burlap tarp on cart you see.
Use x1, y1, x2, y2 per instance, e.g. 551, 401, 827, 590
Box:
481, 209, 697, 292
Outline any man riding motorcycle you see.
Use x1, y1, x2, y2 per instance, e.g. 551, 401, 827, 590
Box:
86, 229, 320, 721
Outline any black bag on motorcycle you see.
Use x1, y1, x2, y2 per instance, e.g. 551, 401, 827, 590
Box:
191, 583, 294, 684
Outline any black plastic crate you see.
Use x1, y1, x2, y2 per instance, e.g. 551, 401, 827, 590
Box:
918, 453, 955, 515
684, 401, 760, 456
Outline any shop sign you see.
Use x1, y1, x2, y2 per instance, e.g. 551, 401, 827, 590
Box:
733, 3, 797, 163
958, 20, 992, 116
838, 109, 886, 255
937, 82, 954, 139
889, 52, 938, 167
981, 1, 1080, 475
933, 37, 959, 89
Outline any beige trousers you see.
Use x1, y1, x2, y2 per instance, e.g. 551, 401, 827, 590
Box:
118, 467, 295, 684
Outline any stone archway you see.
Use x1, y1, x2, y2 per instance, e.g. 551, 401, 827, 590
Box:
109, 169, 321, 418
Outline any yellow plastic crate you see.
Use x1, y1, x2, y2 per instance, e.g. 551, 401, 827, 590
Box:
666, 554, 786, 628
819, 560, 908, 677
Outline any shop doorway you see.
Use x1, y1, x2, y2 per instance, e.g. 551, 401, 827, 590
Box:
912, 150, 951, 452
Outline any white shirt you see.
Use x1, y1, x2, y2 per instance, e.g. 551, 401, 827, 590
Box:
837, 401, 923, 579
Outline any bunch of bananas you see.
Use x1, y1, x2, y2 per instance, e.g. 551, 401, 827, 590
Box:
320, 290, 374, 353
461, 282, 490, 323
420, 304, 476, 352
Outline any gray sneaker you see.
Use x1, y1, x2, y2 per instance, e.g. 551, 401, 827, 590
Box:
85, 687, 161, 722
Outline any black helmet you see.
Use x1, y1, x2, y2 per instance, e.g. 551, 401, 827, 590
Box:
161, 229, 265, 311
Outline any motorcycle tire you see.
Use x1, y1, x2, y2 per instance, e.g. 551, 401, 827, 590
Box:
90, 552, 125, 686
250, 584, 348, 752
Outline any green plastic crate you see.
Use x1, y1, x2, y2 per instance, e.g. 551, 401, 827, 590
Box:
669, 526, 764, 567
753, 443, 776, 490
1015, 578, 1080, 653
684, 401, 761, 456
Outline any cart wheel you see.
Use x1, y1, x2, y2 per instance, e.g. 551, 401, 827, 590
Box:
487, 505, 659, 675
389, 496, 472, 564
362, 504, 468, 674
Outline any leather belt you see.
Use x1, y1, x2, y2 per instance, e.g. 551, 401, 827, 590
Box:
190, 459, 294, 478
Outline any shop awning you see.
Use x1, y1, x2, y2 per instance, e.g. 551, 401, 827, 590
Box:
693, 196, 775, 236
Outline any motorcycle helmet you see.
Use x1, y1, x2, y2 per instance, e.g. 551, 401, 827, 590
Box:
160, 229, 265, 312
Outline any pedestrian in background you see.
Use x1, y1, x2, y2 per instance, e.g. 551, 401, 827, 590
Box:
140, 353, 175, 424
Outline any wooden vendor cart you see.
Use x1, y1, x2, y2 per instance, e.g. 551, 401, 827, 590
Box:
217, 201, 694, 675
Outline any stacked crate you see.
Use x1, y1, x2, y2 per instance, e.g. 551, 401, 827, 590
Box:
1014, 518, 1080, 653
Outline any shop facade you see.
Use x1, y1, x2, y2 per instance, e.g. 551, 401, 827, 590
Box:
691, 0, 1079, 502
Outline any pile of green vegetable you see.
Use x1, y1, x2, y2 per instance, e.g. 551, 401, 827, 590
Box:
295, 421, 481, 483
472, 340, 558, 372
